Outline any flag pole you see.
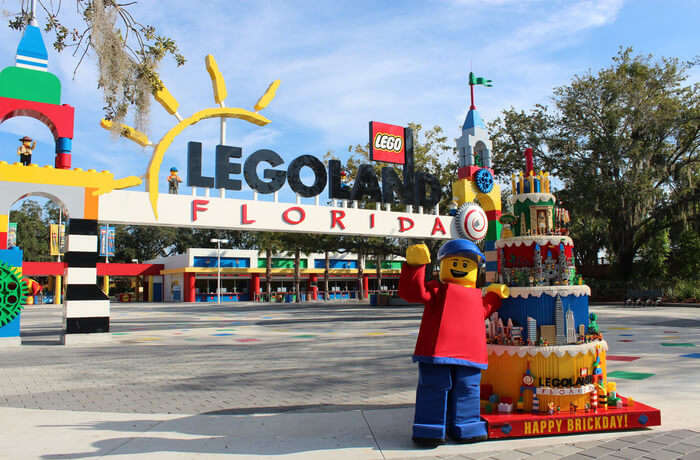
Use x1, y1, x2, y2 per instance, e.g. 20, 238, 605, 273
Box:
469, 72, 476, 110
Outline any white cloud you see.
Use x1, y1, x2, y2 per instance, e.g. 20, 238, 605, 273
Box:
480, 0, 624, 57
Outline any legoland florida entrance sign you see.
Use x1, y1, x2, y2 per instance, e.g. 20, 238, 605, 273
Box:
94, 55, 456, 240
0, 27, 497, 337
0, 23, 492, 338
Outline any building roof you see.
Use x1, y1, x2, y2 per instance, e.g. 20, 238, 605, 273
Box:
463, 108, 486, 130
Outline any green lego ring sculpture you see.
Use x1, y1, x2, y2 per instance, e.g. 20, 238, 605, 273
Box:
0, 261, 28, 327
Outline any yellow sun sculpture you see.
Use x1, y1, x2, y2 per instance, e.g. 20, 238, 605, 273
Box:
101, 54, 280, 218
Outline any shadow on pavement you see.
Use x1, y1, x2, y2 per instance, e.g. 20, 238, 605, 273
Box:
37, 407, 415, 459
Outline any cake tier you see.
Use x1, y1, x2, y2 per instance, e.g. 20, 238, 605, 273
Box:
496, 237, 577, 286
496, 236, 574, 248
512, 193, 556, 237
496, 289, 590, 344
497, 237, 573, 268
509, 285, 591, 298
481, 340, 607, 413
513, 193, 556, 204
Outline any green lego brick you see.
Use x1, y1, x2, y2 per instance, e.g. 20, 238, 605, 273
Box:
0, 66, 61, 104
486, 220, 502, 241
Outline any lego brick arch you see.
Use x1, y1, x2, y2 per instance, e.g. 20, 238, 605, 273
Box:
0, 189, 79, 250
2, 188, 81, 221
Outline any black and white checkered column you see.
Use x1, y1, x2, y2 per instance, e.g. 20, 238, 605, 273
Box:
63, 218, 110, 333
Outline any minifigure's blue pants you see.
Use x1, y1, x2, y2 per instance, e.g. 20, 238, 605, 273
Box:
413, 362, 486, 440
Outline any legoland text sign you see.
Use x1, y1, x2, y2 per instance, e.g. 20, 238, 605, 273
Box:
185, 122, 442, 208
98, 122, 453, 239
97, 191, 457, 239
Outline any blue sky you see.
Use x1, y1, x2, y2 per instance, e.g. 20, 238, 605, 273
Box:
0, 0, 698, 202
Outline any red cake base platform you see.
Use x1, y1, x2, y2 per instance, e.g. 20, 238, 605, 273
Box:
482, 398, 660, 439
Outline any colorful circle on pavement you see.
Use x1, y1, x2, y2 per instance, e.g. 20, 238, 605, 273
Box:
455, 202, 488, 242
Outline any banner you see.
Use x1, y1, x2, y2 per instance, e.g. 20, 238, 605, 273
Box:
7, 222, 16, 248
99, 225, 115, 257
49, 224, 65, 256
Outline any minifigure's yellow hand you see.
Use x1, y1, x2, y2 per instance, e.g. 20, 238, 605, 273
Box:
406, 244, 431, 266
486, 283, 510, 299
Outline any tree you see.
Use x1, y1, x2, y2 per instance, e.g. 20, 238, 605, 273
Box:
251, 232, 286, 301
279, 232, 318, 303
112, 225, 177, 263
490, 48, 699, 282
9, 0, 185, 129
313, 234, 341, 301
9, 200, 50, 261
634, 228, 670, 287
171, 228, 253, 255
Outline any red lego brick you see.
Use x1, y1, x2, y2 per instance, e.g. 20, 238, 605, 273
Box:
0, 96, 74, 140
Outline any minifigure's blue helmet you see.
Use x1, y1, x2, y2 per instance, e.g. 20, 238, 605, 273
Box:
170, 167, 178, 172
437, 239, 485, 262
437, 239, 486, 287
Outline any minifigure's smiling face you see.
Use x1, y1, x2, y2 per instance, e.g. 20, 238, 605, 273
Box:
439, 256, 478, 287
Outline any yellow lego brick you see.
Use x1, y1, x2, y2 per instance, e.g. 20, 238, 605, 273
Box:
0, 214, 7, 233
0, 162, 142, 195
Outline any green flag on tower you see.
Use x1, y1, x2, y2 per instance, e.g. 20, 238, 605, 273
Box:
469, 72, 493, 87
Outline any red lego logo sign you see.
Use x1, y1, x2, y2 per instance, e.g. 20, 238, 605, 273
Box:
369, 121, 405, 164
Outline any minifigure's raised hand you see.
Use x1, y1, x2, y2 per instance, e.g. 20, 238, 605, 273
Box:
486, 283, 510, 299
406, 244, 431, 266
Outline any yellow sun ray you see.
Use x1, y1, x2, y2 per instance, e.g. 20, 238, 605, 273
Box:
100, 55, 280, 218
254, 80, 280, 112
205, 55, 227, 105
153, 82, 183, 121
100, 119, 152, 147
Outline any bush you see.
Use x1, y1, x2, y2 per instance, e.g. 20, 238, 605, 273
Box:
667, 279, 700, 302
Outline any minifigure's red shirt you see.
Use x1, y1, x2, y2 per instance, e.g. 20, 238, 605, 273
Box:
399, 263, 502, 369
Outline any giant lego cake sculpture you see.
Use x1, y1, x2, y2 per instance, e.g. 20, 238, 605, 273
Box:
479, 148, 604, 415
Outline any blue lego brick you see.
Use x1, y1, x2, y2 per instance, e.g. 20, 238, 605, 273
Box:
0, 248, 23, 267
484, 241, 496, 251
486, 261, 498, 271
0, 314, 20, 338
56, 137, 72, 153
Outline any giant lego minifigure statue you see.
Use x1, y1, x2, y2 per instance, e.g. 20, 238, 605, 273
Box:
399, 239, 509, 447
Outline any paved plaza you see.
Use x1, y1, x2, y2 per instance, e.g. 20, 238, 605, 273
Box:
1, 301, 698, 459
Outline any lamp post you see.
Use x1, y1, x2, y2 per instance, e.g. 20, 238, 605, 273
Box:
210, 238, 229, 304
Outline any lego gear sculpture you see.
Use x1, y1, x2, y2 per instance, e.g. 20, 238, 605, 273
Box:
0, 262, 28, 327
474, 168, 494, 194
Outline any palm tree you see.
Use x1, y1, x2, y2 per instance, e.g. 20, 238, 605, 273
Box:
280, 233, 318, 303
252, 232, 285, 301
314, 235, 340, 301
